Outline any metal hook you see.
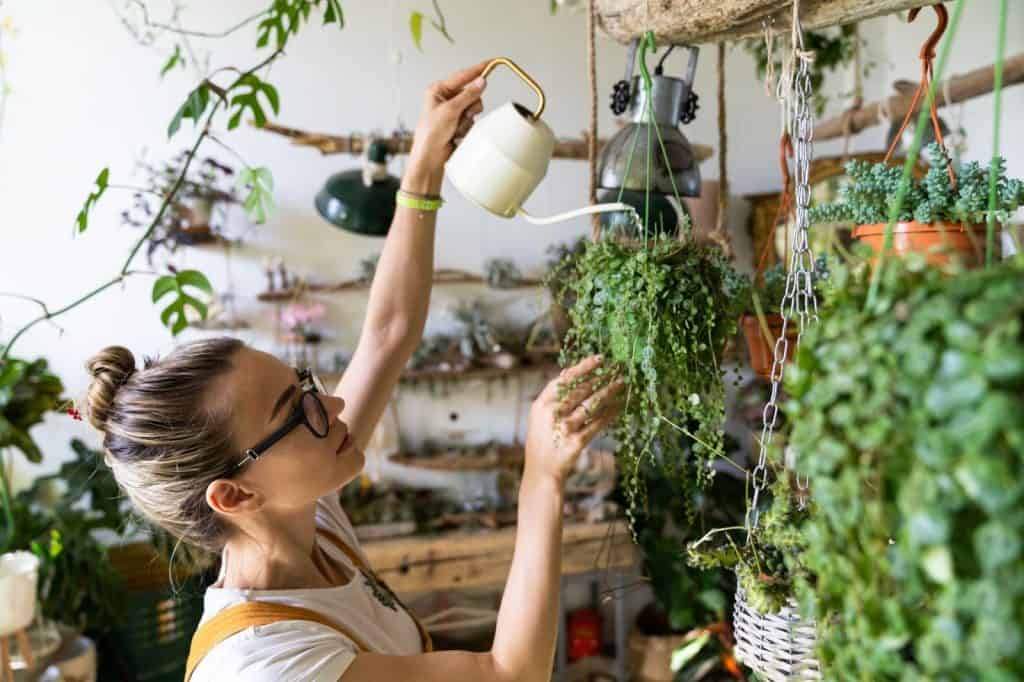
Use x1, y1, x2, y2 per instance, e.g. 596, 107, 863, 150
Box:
908, 3, 948, 61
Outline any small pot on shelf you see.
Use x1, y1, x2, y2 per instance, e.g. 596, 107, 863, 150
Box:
852, 221, 994, 268
740, 314, 799, 380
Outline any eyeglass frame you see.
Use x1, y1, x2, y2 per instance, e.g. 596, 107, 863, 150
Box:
232, 368, 330, 473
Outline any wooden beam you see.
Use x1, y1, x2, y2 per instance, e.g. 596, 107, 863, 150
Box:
816, 53, 1024, 141
256, 120, 712, 162
595, 0, 927, 45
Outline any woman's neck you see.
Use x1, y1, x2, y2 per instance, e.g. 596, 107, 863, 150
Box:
219, 504, 330, 590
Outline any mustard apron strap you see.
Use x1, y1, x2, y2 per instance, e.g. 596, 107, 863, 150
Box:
183, 601, 371, 682
315, 528, 434, 653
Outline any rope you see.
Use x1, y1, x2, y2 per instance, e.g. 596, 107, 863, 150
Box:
587, 0, 600, 241
713, 42, 733, 257
762, 20, 776, 97
986, 0, 1008, 267
756, 133, 794, 279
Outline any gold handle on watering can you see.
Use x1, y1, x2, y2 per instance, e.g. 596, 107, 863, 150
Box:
481, 57, 546, 120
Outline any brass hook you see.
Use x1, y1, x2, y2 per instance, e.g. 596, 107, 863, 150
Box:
908, 3, 948, 61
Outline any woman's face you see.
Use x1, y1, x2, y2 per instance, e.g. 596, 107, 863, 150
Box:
213, 347, 365, 515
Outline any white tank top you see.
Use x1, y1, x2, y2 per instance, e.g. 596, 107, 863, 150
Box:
190, 494, 423, 682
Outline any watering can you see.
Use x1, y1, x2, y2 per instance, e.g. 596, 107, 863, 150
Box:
445, 58, 632, 225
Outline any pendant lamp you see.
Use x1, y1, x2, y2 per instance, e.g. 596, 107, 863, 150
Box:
315, 141, 400, 237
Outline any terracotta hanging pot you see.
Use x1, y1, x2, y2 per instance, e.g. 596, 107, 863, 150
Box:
741, 313, 799, 380
853, 221, 992, 268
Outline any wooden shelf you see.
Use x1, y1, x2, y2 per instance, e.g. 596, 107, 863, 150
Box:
361, 519, 638, 594
388, 444, 524, 472
257, 269, 544, 302
322, 357, 559, 387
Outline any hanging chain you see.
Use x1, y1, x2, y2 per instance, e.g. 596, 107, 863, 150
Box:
746, 18, 819, 534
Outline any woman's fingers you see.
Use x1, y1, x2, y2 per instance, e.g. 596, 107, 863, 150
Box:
574, 403, 622, 445
438, 59, 491, 94
563, 380, 625, 431
541, 355, 603, 404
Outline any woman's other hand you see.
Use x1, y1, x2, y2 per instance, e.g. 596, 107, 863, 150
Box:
525, 355, 625, 486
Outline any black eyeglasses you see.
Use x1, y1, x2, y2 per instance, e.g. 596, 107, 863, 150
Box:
233, 368, 330, 472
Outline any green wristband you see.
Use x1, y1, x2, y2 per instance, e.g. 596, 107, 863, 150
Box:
396, 190, 444, 212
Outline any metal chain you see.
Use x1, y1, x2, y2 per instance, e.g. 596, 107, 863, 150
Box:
747, 21, 819, 534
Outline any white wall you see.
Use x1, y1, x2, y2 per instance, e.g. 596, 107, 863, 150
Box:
1, 0, 1020, 491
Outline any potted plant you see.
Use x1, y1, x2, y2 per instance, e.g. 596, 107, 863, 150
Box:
121, 151, 239, 262
782, 254, 1024, 680
808, 144, 1024, 267
628, 436, 749, 681
740, 257, 830, 380
554, 231, 749, 528
279, 301, 328, 369
544, 237, 587, 345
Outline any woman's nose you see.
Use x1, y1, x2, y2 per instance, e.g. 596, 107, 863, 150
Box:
327, 394, 346, 415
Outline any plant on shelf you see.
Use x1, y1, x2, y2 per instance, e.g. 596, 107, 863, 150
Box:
554, 232, 749, 528
808, 144, 1024, 265
483, 258, 522, 289
782, 254, 1024, 680
121, 151, 240, 261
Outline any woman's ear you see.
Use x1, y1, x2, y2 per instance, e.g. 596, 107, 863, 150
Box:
206, 478, 263, 516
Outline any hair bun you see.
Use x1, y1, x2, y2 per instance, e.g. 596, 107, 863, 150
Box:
85, 346, 136, 432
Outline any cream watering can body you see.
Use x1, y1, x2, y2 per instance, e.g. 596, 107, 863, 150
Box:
446, 58, 631, 226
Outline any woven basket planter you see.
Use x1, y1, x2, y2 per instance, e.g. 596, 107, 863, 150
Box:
733, 588, 821, 681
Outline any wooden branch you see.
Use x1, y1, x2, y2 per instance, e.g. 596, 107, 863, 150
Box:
595, 0, 928, 44
816, 53, 1024, 141
255, 120, 712, 162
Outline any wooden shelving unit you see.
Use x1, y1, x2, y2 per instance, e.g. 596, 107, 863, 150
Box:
257, 268, 544, 302
361, 519, 638, 594
321, 355, 559, 387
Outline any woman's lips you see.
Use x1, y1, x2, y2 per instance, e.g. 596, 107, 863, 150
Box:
335, 432, 350, 455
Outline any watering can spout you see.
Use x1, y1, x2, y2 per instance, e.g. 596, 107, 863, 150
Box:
517, 202, 637, 226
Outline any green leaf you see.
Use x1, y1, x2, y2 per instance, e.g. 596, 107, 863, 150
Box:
921, 545, 953, 584
74, 167, 110, 234
151, 269, 214, 336
670, 631, 711, 672
226, 74, 279, 131
323, 0, 344, 26
167, 83, 210, 138
238, 166, 275, 224
151, 275, 178, 303
160, 44, 184, 78
409, 11, 424, 51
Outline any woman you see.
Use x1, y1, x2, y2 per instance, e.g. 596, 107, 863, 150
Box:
85, 61, 625, 682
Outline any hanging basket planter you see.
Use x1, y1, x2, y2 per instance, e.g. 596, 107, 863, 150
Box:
740, 314, 799, 380
852, 221, 990, 268
733, 589, 820, 681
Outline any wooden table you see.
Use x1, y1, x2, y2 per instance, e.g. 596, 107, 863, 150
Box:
362, 519, 639, 595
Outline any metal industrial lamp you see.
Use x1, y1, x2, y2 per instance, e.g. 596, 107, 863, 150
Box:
315, 140, 400, 237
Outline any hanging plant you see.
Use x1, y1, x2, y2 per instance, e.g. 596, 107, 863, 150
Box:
687, 474, 811, 615
808, 144, 1024, 266
782, 254, 1024, 680
554, 233, 748, 527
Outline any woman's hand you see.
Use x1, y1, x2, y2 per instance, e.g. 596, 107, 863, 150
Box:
403, 61, 489, 196
524, 355, 625, 486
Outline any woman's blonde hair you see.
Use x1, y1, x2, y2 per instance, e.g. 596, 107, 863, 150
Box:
86, 337, 244, 552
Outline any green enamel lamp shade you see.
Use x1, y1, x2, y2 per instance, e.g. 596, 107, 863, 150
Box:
596, 188, 684, 239
315, 142, 400, 237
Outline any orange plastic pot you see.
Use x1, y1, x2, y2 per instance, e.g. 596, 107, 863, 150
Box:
741, 313, 799, 380
852, 221, 992, 268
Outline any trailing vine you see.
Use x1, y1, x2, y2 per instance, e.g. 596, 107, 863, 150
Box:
551, 233, 748, 530
785, 254, 1024, 680
1, 1, 342, 359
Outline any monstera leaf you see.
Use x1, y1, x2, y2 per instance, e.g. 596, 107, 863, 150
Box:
152, 269, 213, 336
